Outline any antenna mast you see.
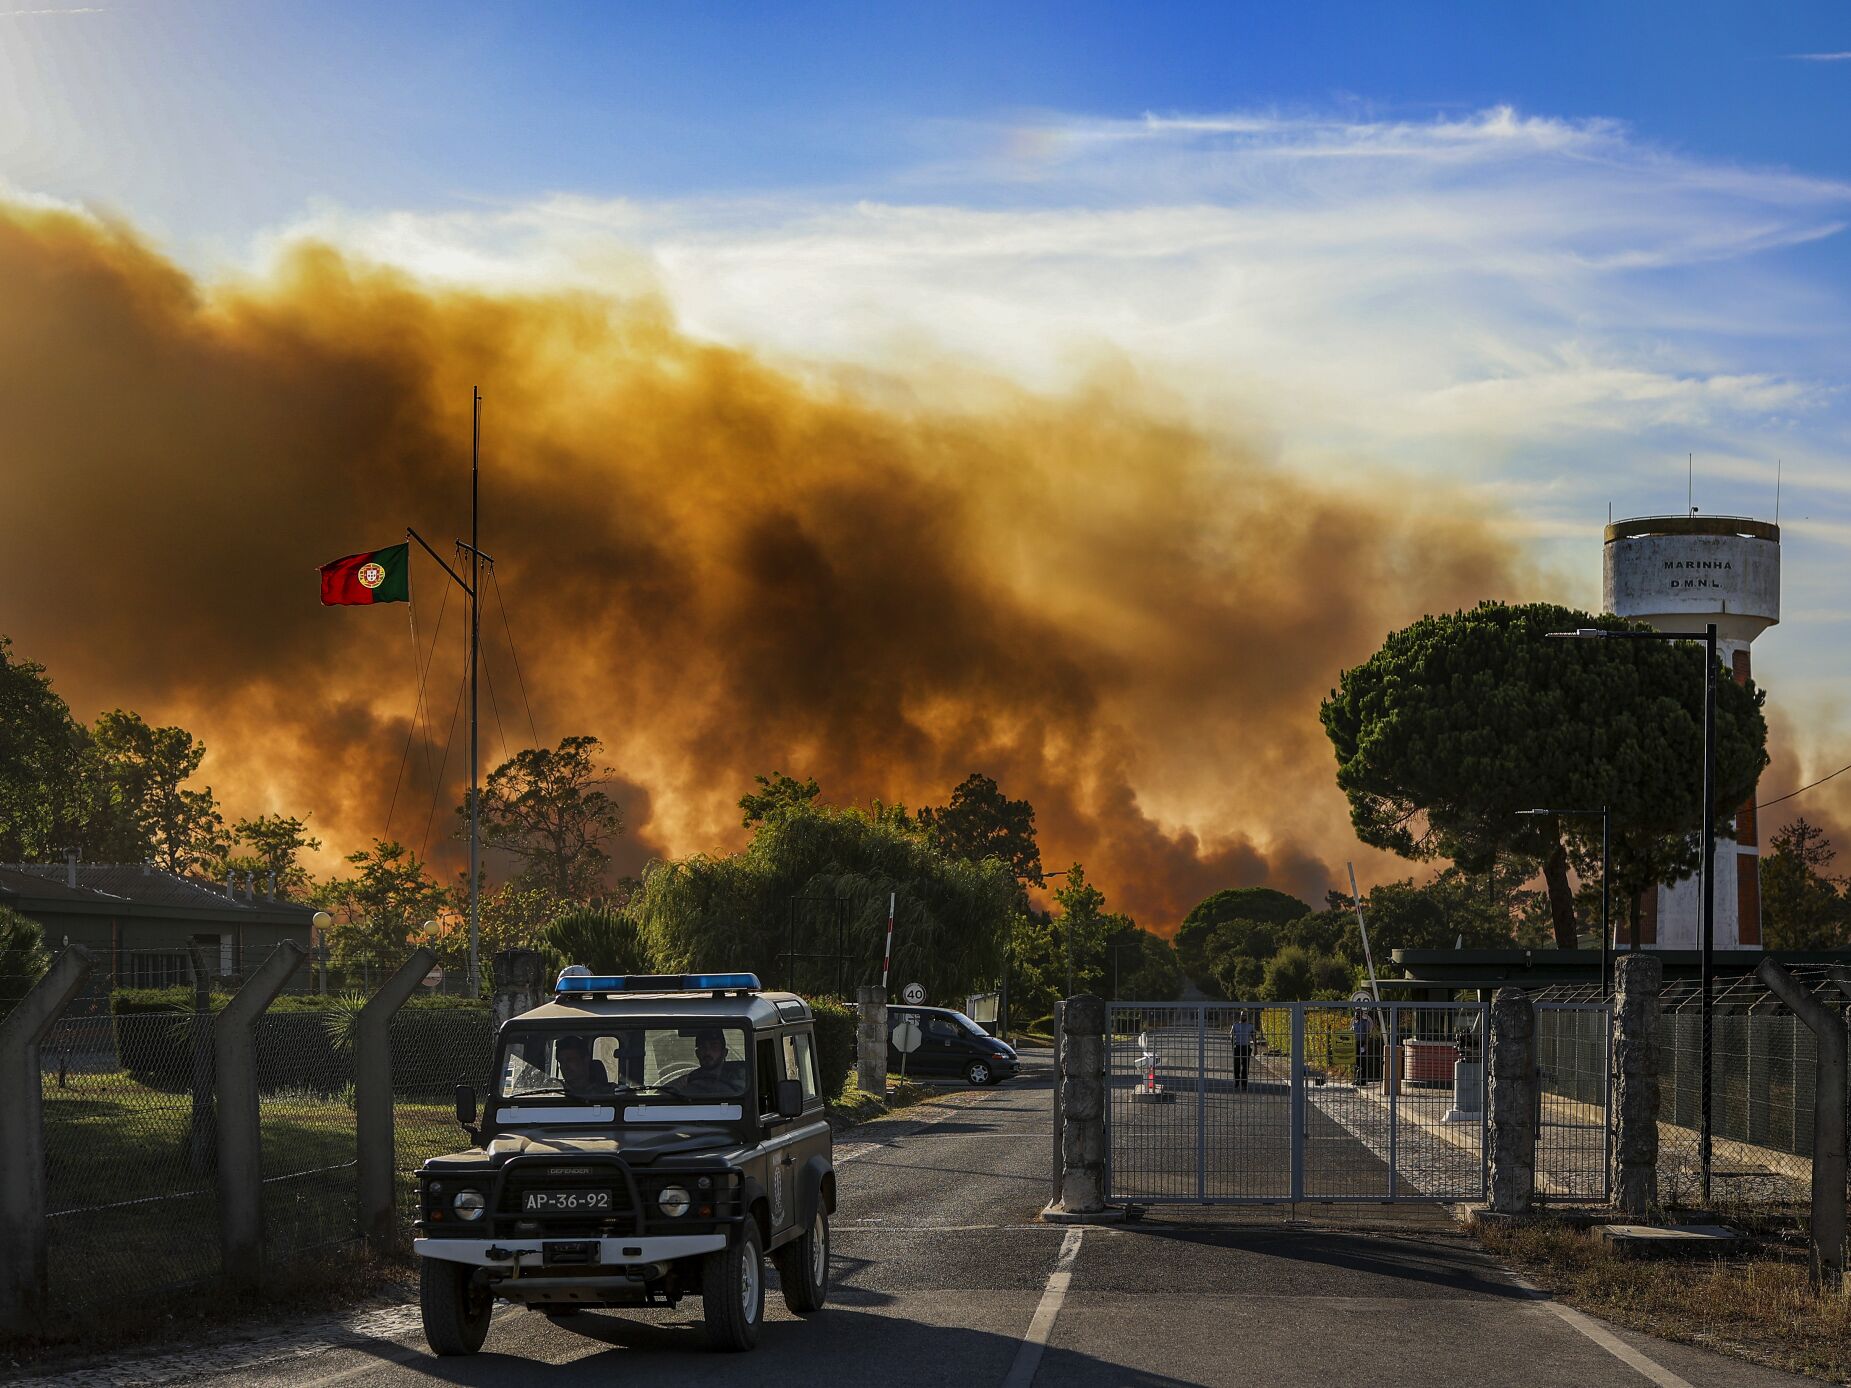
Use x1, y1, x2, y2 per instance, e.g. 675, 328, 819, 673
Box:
468, 387, 481, 996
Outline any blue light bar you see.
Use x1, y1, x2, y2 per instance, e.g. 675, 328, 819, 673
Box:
554, 969, 761, 994
686, 973, 762, 991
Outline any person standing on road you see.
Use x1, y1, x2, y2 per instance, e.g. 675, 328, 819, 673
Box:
1228, 1010, 1257, 1091
1351, 1008, 1375, 1086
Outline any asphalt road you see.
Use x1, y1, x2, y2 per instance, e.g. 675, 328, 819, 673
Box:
22, 1054, 1818, 1388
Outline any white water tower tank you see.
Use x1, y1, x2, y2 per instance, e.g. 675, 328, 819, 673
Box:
1603, 516, 1780, 951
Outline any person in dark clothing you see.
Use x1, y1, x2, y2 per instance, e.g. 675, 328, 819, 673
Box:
1351, 1008, 1376, 1086
1228, 1010, 1257, 1091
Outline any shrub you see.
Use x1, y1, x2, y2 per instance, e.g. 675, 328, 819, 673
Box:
805, 996, 857, 1095
0, 906, 49, 1016
543, 907, 653, 976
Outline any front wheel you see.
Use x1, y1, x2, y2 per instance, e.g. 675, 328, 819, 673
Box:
420, 1258, 492, 1356
702, 1219, 765, 1351
776, 1207, 830, 1313
965, 1059, 993, 1086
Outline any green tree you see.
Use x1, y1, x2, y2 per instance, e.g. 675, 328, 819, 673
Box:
1760, 818, 1850, 951
0, 636, 90, 862
917, 773, 1044, 885
1338, 870, 1521, 966
1105, 924, 1184, 1001
88, 710, 230, 873
463, 736, 624, 903
1006, 909, 1062, 1022
1049, 865, 1128, 997
0, 904, 50, 1015
1175, 887, 1312, 991
544, 906, 655, 975
224, 813, 321, 898
314, 839, 445, 973
1260, 945, 1317, 1001
633, 799, 1014, 1004
739, 771, 822, 828
1322, 602, 1768, 948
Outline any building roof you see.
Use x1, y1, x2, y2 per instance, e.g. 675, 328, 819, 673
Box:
0, 865, 129, 907
1, 862, 319, 925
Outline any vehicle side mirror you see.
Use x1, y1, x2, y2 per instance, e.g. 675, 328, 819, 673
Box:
454, 1084, 477, 1126
775, 1078, 804, 1119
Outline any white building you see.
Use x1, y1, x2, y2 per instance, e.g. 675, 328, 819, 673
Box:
1602, 515, 1780, 949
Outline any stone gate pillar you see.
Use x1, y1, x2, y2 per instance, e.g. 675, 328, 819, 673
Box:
1487, 988, 1537, 1215
1610, 952, 1662, 1217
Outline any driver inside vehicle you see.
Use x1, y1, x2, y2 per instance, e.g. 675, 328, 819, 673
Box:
673, 1026, 743, 1096
555, 1033, 616, 1097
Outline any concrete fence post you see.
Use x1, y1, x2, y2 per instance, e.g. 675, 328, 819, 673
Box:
492, 948, 548, 1029
355, 947, 437, 1252
216, 941, 306, 1287
1052, 994, 1106, 1214
1050, 1000, 1066, 1208
1610, 953, 1662, 1218
0, 946, 95, 1334
855, 986, 887, 1097
185, 942, 218, 1178
1487, 987, 1536, 1215
1757, 958, 1846, 1291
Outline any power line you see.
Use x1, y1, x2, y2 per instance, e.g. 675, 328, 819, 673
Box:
383, 576, 449, 839
420, 655, 469, 863
482, 639, 510, 766
1758, 760, 1851, 811
490, 561, 540, 747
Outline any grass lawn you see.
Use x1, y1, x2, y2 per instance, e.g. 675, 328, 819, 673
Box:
1479, 1211, 1851, 1383
39, 1071, 456, 1319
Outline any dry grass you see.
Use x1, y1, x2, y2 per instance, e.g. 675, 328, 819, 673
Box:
1479, 1215, 1851, 1383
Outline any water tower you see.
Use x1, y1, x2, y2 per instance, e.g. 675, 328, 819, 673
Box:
1603, 515, 1780, 949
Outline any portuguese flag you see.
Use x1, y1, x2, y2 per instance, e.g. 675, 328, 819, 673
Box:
320, 543, 410, 605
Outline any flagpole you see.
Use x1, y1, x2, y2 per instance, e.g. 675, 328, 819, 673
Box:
468, 387, 481, 997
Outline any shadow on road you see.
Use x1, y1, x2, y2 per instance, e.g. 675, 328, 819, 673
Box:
381, 1306, 1205, 1387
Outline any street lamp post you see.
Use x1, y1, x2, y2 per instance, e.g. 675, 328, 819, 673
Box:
1548, 621, 1719, 1202
1516, 807, 1612, 998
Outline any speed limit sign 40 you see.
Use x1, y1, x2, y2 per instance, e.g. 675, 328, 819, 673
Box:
901, 982, 926, 1005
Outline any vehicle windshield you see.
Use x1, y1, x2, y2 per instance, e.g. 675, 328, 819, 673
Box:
496, 1024, 750, 1102
947, 1011, 990, 1036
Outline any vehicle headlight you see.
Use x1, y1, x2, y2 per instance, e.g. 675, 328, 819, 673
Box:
453, 1189, 486, 1221
657, 1185, 691, 1218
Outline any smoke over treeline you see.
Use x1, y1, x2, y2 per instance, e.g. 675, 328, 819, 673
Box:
1, 198, 1532, 927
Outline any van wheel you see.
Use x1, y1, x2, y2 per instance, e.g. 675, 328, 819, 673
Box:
965, 1059, 993, 1086
420, 1258, 492, 1356
776, 1207, 830, 1313
702, 1219, 764, 1351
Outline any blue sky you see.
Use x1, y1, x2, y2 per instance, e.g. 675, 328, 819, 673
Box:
7, 2, 1851, 233
5, 0, 1850, 773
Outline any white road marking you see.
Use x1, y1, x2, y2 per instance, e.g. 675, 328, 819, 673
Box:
1001, 1226, 1083, 1388
1504, 1270, 1695, 1388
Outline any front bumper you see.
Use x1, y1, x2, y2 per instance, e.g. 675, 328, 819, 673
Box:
415, 1233, 727, 1268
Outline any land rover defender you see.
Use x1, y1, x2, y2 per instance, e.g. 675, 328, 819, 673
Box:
414, 969, 834, 1355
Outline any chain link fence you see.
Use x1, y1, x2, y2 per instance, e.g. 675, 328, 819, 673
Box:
31, 977, 496, 1324
390, 1008, 497, 1232
1535, 1004, 1609, 1201
42, 1010, 224, 1312
1657, 1008, 1821, 1205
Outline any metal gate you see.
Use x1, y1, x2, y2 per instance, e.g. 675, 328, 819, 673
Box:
1535, 1002, 1611, 1201
1105, 1001, 1488, 1204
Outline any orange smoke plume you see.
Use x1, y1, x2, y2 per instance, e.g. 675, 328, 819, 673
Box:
0, 199, 1528, 928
